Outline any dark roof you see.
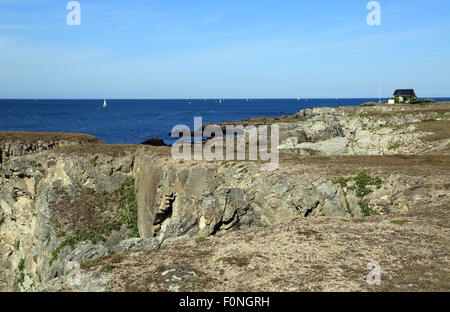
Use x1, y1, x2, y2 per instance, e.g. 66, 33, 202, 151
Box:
393, 89, 416, 97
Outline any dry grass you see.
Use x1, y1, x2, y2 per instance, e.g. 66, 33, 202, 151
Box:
90, 204, 450, 292
414, 120, 450, 143
360, 108, 450, 118
50, 143, 171, 157
48, 178, 139, 264
280, 154, 450, 169
50, 186, 125, 244
0, 131, 101, 143
216, 256, 251, 267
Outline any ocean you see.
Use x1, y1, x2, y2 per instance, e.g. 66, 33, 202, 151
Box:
1, 98, 449, 145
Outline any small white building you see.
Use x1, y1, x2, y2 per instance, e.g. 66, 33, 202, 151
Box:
388, 98, 395, 105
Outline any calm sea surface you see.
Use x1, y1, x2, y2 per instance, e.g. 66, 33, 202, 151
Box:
1, 98, 449, 145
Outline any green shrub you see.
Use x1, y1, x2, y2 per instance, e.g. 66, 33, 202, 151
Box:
16, 258, 25, 286
100, 264, 114, 273
17, 258, 25, 271
361, 102, 377, 107
195, 237, 207, 244
345, 199, 353, 217
115, 177, 140, 238
410, 99, 436, 104
354, 170, 382, 197
435, 113, 449, 119
359, 202, 378, 216
332, 177, 351, 188
332, 173, 382, 218
50, 237, 77, 265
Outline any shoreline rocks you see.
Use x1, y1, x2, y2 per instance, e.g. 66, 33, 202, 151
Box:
140, 137, 167, 147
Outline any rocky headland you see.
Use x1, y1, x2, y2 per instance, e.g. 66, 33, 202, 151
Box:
0, 102, 449, 292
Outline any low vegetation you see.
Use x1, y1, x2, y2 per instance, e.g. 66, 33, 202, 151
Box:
332, 177, 351, 188
195, 237, 207, 244
391, 219, 409, 225
81, 257, 102, 270
361, 102, 377, 107
411, 99, 437, 104
388, 142, 401, 150
216, 256, 250, 267
49, 178, 139, 264
100, 264, 115, 273
333, 170, 381, 217
16, 258, 25, 286
358, 202, 377, 217
0, 131, 101, 144
353, 169, 382, 197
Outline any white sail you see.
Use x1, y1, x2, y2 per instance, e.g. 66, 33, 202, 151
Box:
103, 99, 107, 108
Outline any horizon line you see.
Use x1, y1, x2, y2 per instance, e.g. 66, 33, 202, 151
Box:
1, 96, 449, 101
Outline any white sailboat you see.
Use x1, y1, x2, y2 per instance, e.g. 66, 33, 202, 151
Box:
103, 99, 107, 108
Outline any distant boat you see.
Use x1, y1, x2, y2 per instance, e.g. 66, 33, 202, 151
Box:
219, 99, 222, 104
103, 99, 107, 108
297, 97, 300, 101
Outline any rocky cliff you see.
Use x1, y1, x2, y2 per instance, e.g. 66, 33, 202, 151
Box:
0, 103, 449, 292
0, 132, 101, 164
219, 102, 450, 156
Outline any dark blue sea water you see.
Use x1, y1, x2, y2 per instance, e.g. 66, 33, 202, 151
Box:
1, 98, 449, 145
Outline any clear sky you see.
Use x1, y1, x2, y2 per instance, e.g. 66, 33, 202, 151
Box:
0, 0, 449, 99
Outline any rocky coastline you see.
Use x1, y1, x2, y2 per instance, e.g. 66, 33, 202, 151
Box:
0, 102, 449, 292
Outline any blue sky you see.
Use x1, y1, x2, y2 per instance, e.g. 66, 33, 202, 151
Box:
0, 0, 449, 98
